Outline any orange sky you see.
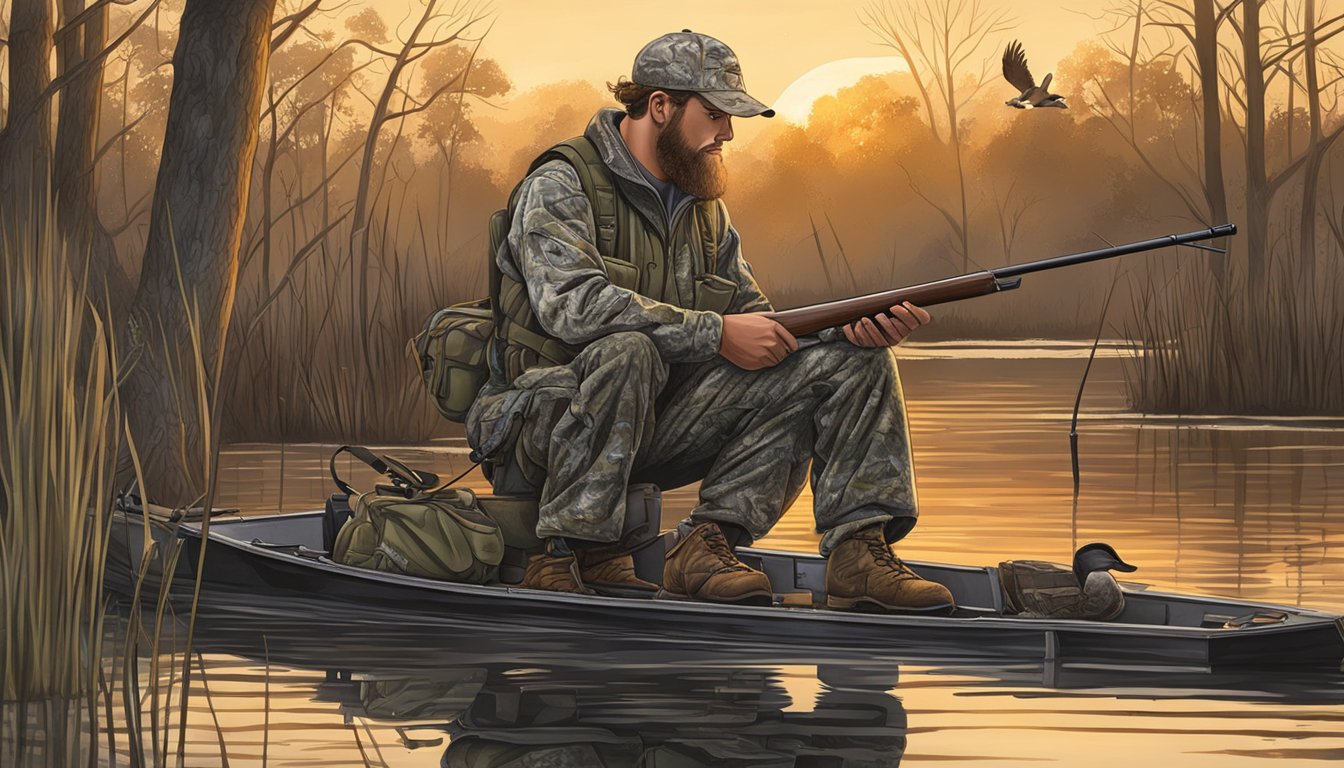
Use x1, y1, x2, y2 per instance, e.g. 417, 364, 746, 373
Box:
375, 0, 1112, 143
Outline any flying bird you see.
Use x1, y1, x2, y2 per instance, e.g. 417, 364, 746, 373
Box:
1002, 41, 1066, 110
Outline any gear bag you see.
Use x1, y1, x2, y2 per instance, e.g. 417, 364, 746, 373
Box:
412, 299, 493, 422
328, 445, 505, 584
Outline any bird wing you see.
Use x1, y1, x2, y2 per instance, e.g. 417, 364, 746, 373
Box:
1002, 41, 1036, 93
1041, 72, 1053, 92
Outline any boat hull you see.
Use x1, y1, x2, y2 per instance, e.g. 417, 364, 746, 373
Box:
123, 510, 1344, 670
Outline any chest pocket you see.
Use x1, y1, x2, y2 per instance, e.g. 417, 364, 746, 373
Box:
690, 202, 737, 315
601, 254, 641, 293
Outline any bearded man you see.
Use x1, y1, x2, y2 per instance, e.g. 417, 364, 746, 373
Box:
465, 30, 953, 613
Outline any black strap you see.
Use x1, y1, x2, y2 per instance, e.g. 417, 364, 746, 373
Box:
329, 445, 441, 497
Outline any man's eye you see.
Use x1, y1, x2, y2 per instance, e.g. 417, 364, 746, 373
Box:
708, 112, 723, 120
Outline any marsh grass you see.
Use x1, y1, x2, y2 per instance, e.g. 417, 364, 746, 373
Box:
224, 211, 483, 443
1123, 260, 1344, 415
0, 198, 237, 765
0, 207, 120, 764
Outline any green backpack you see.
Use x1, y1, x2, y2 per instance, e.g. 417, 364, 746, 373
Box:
412, 141, 603, 424
412, 298, 494, 423
328, 446, 505, 584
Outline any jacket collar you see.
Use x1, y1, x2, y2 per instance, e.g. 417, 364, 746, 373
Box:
584, 108, 684, 237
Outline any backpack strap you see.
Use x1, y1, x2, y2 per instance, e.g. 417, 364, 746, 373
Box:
488, 137, 619, 383
522, 137, 617, 257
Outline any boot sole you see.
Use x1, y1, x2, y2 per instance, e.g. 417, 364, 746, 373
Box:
587, 582, 659, 600
826, 594, 956, 615
655, 588, 773, 607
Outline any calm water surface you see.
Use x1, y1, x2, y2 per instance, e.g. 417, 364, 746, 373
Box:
140, 345, 1344, 766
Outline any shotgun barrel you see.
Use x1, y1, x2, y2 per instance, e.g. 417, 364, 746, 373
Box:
765, 224, 1237, 337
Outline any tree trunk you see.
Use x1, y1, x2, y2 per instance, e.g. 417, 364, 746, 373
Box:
53, 0, 129, 312
0, 0, 54, 218
1242, 0, 1269, 290
1297, 0, 1322, 288
118, 0, 278, 506
1194, 0, 1230, 282
947, 95, 969, 272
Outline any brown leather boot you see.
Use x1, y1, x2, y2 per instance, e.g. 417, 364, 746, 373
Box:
520, 543, 595, 596
660, 522, 773, 606
576, 550, 659, 598
825, 525, 955, 613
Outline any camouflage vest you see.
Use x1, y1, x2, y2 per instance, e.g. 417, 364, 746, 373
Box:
487, 137, 735, 386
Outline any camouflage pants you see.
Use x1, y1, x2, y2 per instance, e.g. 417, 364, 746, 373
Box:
475, 332, 918, 556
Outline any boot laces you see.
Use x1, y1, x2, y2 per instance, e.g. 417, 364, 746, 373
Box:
863, 531, 912, 576
701, 526, 750, 572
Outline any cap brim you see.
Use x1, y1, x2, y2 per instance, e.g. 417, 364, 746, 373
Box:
700, 89, 775, 118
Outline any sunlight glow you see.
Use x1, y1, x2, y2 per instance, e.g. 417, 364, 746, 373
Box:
772, 56, 909, 125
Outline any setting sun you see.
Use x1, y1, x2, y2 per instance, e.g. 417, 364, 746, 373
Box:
772, 56, 910, 124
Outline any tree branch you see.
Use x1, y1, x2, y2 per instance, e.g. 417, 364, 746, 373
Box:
54, 0, 137, 43
42, 0, 160, 101
270, 0, 324, 52
93, 110, 147, 167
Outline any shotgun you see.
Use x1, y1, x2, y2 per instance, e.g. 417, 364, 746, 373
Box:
765, 224, 1237, 336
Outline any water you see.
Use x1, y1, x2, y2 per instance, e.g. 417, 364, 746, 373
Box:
132, 346, 1344, 766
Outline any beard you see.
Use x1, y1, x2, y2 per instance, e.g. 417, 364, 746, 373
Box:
656, 106, 728, 200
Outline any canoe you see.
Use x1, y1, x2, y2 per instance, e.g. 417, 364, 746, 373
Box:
112, 507, 1344, 670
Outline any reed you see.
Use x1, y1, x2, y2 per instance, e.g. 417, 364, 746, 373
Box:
223, 207, 481, 443
0, 205, 120, 764
0, 195, 237, 765
1123, 261, 1344, 415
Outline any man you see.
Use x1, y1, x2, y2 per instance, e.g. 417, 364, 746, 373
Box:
466, 30, 953, 612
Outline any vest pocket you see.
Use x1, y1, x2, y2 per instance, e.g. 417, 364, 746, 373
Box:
693, 273, 739, 315
601, 256, 640, 292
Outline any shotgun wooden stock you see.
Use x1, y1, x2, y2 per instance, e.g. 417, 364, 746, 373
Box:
764, 272, 1015, 337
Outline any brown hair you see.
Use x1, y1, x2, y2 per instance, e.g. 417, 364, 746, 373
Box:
607, 77, 693, 118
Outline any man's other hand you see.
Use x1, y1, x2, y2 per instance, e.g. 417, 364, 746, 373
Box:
720, 313, 798, 370
842, 301, 931, 348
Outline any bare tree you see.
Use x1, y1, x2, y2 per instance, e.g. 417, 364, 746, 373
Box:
863, 0, 1013, 270
1126, 0, 1234, 284
1227, 0, 1344, 288
1, 5, 11, 128
51, 0, 136, 314
1087, 1, 1208, 222
0, 0, 55, 215
1284, 0, 1344, 286
991, 180, 1043, 265
118, 0, 278, 506
346, 0, 489, 387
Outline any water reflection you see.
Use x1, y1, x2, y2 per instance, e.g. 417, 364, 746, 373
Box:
159, 594, 1344, 767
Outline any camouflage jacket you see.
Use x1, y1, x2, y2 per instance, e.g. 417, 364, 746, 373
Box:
466, 108, 774, 460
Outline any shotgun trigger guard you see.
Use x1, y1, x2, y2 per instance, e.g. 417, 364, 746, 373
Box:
994, 276, 1023, 291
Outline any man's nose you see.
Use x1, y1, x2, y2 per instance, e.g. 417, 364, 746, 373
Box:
718, 116, 734, 142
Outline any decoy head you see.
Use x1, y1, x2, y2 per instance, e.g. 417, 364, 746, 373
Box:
1072, 542, 1137, 585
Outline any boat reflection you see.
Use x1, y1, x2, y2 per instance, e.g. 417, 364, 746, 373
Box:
166, 593, 1344, 767
318, 663, 908, 767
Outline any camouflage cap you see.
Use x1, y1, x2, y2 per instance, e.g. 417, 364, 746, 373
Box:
632, 30, 775, 118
